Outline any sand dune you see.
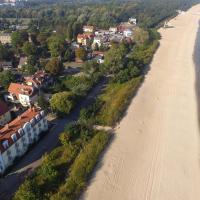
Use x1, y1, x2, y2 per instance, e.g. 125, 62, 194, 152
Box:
81, 4, 200, 200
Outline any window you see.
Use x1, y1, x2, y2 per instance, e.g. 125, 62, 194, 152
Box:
15, 143, 19, 148
18, 128, 24, 136
8, 155, 12, 161
30, 118, 36, 127
2, 140, 9, 150
7, 150, 11, 156
11, 134, 17, 142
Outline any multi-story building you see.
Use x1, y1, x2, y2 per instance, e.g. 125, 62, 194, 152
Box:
0, 107, 48, 174
0, 101, 11, 127
0, 33, 11, 44
83, 25, 95, 33
5, 83, 38, 107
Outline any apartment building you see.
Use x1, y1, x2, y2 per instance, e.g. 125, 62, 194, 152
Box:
0, 107, 48, 174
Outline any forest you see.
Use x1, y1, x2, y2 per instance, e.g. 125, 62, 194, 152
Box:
0, 0, 199, 40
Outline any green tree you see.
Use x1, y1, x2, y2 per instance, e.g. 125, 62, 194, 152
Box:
63, 48, 74, 62
104, 44, 128, 74
83, 60, 99, 74
11, 31, 28, 48
50, 91, 75, 115
27, 55, 37, 66
22, 64, 37, 75
133, 27, 149, 45
13, 179, 41, 200
75, 48, 87, 61
0, 71, 15, 88
22, 42, 37, 56
37, 94, 49, 111
47, 35, 66, 57
45, 57, 63, 75
0, 43, 13, 61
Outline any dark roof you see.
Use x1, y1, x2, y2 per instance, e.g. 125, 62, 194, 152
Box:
0, 101, 9, 116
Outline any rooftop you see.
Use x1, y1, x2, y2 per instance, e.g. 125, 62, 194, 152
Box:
0, 101, 9, 116
8, 83, 35, 98
0, 107, 41, 153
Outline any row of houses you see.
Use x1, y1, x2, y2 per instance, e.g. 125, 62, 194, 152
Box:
0, 106, 48, 174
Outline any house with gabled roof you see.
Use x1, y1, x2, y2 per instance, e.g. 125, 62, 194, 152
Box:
5, 83, 38, 107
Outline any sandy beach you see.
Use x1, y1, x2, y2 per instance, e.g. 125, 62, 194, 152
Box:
81, 4, 200, 200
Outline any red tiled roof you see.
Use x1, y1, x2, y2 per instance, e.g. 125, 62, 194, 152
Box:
92, 51, 105, 56
77, 33, 94, 40
8, 83, 34, 98
0, 107, 40, 153
0, 101, 9, 116
24, 70, 49, 88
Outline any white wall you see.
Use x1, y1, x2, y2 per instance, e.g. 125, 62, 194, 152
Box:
0, 111, 48, 174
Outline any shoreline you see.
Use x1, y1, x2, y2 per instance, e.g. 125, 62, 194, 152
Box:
82, 4, 200, 200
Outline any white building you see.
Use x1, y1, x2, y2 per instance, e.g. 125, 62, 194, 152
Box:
5, 83, 38, 107
0, 107, 48, 174
83, 25, 95, 33
123, 29, 133, 37
0, 33, 11, 44
92, 37, 103, 48
109, 27, 118, 33
129, 17, 137, 25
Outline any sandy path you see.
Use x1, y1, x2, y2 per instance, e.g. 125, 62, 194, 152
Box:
81, 5, 200, 200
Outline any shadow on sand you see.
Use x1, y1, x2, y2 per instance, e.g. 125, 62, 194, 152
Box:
193, 20, 200, 129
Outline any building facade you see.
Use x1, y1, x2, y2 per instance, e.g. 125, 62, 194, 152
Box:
83, 25, 95, 33
0, 33, 11, 44
0, 107, 48, 174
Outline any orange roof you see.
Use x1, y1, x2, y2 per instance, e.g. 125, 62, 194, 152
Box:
24, 70, 48, 87
0, 101, 9, 116
0, 107, 40, 153
77, 34, 89, 39
8, 83, 34, 98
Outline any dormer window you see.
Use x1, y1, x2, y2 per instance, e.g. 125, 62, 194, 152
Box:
40, 111, 45, 117
2, 140, 9, 150
18, 128, 24, 136
36, 114, 41, 121
11, 133, 17, 142
30, 118, 36, 126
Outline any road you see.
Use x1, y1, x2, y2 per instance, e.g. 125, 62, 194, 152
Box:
0, 77, 108, 200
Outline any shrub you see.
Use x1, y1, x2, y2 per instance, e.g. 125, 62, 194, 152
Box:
50, 131, 110, 200
96, 77, 142, 126
50, 91, 75, 115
